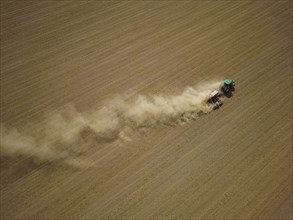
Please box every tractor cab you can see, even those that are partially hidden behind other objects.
[224,79,235,87]
[222,79,235,93]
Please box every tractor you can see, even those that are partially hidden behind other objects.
[221,79,235,94]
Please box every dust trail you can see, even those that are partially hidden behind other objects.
[0,81,222,164]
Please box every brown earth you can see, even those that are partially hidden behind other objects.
[0,1,292,219]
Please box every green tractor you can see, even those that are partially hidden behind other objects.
[221,79,235,94]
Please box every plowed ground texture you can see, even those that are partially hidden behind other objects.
[1,1,292,219]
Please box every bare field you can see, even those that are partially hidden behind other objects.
[0,1,292,219]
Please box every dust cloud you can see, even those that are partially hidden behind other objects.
[0,81,222,164]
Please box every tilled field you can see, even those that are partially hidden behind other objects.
[0,1,292,219]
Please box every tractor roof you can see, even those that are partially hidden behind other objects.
[224,79,234,85]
